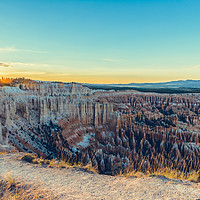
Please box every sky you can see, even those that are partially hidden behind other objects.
[0,0,200,84]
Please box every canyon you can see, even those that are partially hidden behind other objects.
[0,78,200,175]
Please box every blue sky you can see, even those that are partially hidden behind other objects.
[0,0,200,83]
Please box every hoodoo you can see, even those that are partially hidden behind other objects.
[0,78,199,175]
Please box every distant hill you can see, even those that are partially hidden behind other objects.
[117,80,200,88]
[85,80,200,89]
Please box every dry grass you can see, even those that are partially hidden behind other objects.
[123,167,200,183]
[21,154,36,163]
[72,162,99,174]
[21,154,50,165]
[55,161,99,174]
[82,164,99,174]
[50,159,98,173]
[0,173,58,200]
[0,151,7,155]
[21,154,199,182]
[122,169,146,178]
[20,153,98,174]
[48,159,58,168]
[149,168,200,183]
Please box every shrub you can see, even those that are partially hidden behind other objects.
[21,154,36,163]
[48,160,57,168]
[21,154,51,165]
[57,161,68,168]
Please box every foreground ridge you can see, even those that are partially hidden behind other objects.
[0,153,200,200]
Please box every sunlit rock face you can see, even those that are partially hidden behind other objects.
[0,79,200,174]
[0,80,114,153]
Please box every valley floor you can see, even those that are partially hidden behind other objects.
[0,153,200,200]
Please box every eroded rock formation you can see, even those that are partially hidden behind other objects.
[0,79,199,175]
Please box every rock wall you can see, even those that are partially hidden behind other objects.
[0,81,114,148]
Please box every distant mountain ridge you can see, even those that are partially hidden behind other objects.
[86,80,200,88]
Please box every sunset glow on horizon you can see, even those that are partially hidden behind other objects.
[1,0,200,84]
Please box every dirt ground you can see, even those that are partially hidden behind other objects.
[0,153,200,200]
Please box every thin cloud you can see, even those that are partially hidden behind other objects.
[102,58,129,63]
[0,71,46,75]
[12,71,46,75]
[0,63,10,67]
[102,58,118,62]
[0,61,62,68]
[0,46,48,54]
[20,49,49,54]
[194,65,200,69]
[0,47,17,52]
[52,73,71,76]
[6,62,51,67]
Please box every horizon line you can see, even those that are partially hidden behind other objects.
[1,76,200,85]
